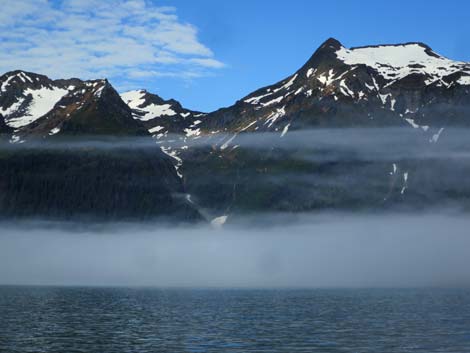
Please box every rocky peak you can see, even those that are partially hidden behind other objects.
[0,71,149,141]
[0,70,54,92]
[120,89,203,126]
[298,38,346,75]
[199,38,470,146]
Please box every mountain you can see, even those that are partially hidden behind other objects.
[1,38,469,222]
[121,89,205,138]
[199,38,470,143]
[4,38,468,145]
[0,145,201,222]
[173,38,470,217]
[120,89,206,178]
[0,70,148,142]
[0,71,200,222]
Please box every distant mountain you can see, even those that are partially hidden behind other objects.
[0,71,200,221]
[121,89,205,137]
[200,38,470,143]
[120,89,206,178]
[0,71,148,142]
[3,37,468,145]
[0,38,469,222]
[175,38,470,216]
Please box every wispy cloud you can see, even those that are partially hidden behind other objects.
[0,0,224,86]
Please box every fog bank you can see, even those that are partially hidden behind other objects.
[0,212,469,288]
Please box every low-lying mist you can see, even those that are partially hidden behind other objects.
[1,211,469,289]
[3,128,470,162]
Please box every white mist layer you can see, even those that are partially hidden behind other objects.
[0,212,469,288]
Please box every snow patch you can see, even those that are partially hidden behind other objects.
[261,96,284,107]
[317,69,337,86]
[184,127,201,137]
[430,128,445,143]
[121,90,146,107]
[265,107,286,128]
[121,90,177,120]
[401,172,409,195]
[149,125,165,134]
[306,68,316,78]
[339,79,354,97]
[277,74,298,91]
[0,98,25,117]
[1,75,16,92]
[240,121,257,132]
[336,44,469,84]
[244,92,273,105]
[49,127,61,135]
[280,123,290,137]
[405,118,419,129]
[136,104,177,120]
[5,87,68,128]
[221,134,238,150]
[211,215,228,229]
[458,76,470,85]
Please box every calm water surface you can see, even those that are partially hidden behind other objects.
[0,287,469,352]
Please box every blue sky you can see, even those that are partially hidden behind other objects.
[1,0,469,112]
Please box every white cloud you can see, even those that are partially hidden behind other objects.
[0,0,224,84]
[188,58,227,69]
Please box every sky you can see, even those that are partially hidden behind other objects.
[0,0,469,112]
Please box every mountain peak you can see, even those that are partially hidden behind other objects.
[319,37,344,51]
[1,69,42,79]
[0,70,53,93]
[299,38,346,72]
[295,38,470,88]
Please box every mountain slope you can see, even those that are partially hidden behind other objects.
[121,89,205,138]
[0,71,148,142]
[121,89,206,178]
[0,145,201,222]
[1,38,469,222]
[172,38,470,218]
[199,38,470,144]
[0,71,200,222]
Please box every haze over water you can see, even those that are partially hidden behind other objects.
[1,211,470,288]
[2,160,470,352]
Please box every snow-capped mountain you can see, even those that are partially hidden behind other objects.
[1,38,469,221]
[0,70,75,131]
[3,38,468,145]
[199,38,470,148]
[171,38,470,217]
[0,71,199,221]
[120,89,206,177]
[0,70,147,142]
[121,89,205,137]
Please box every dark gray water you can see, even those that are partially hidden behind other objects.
[1,287,469,352]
